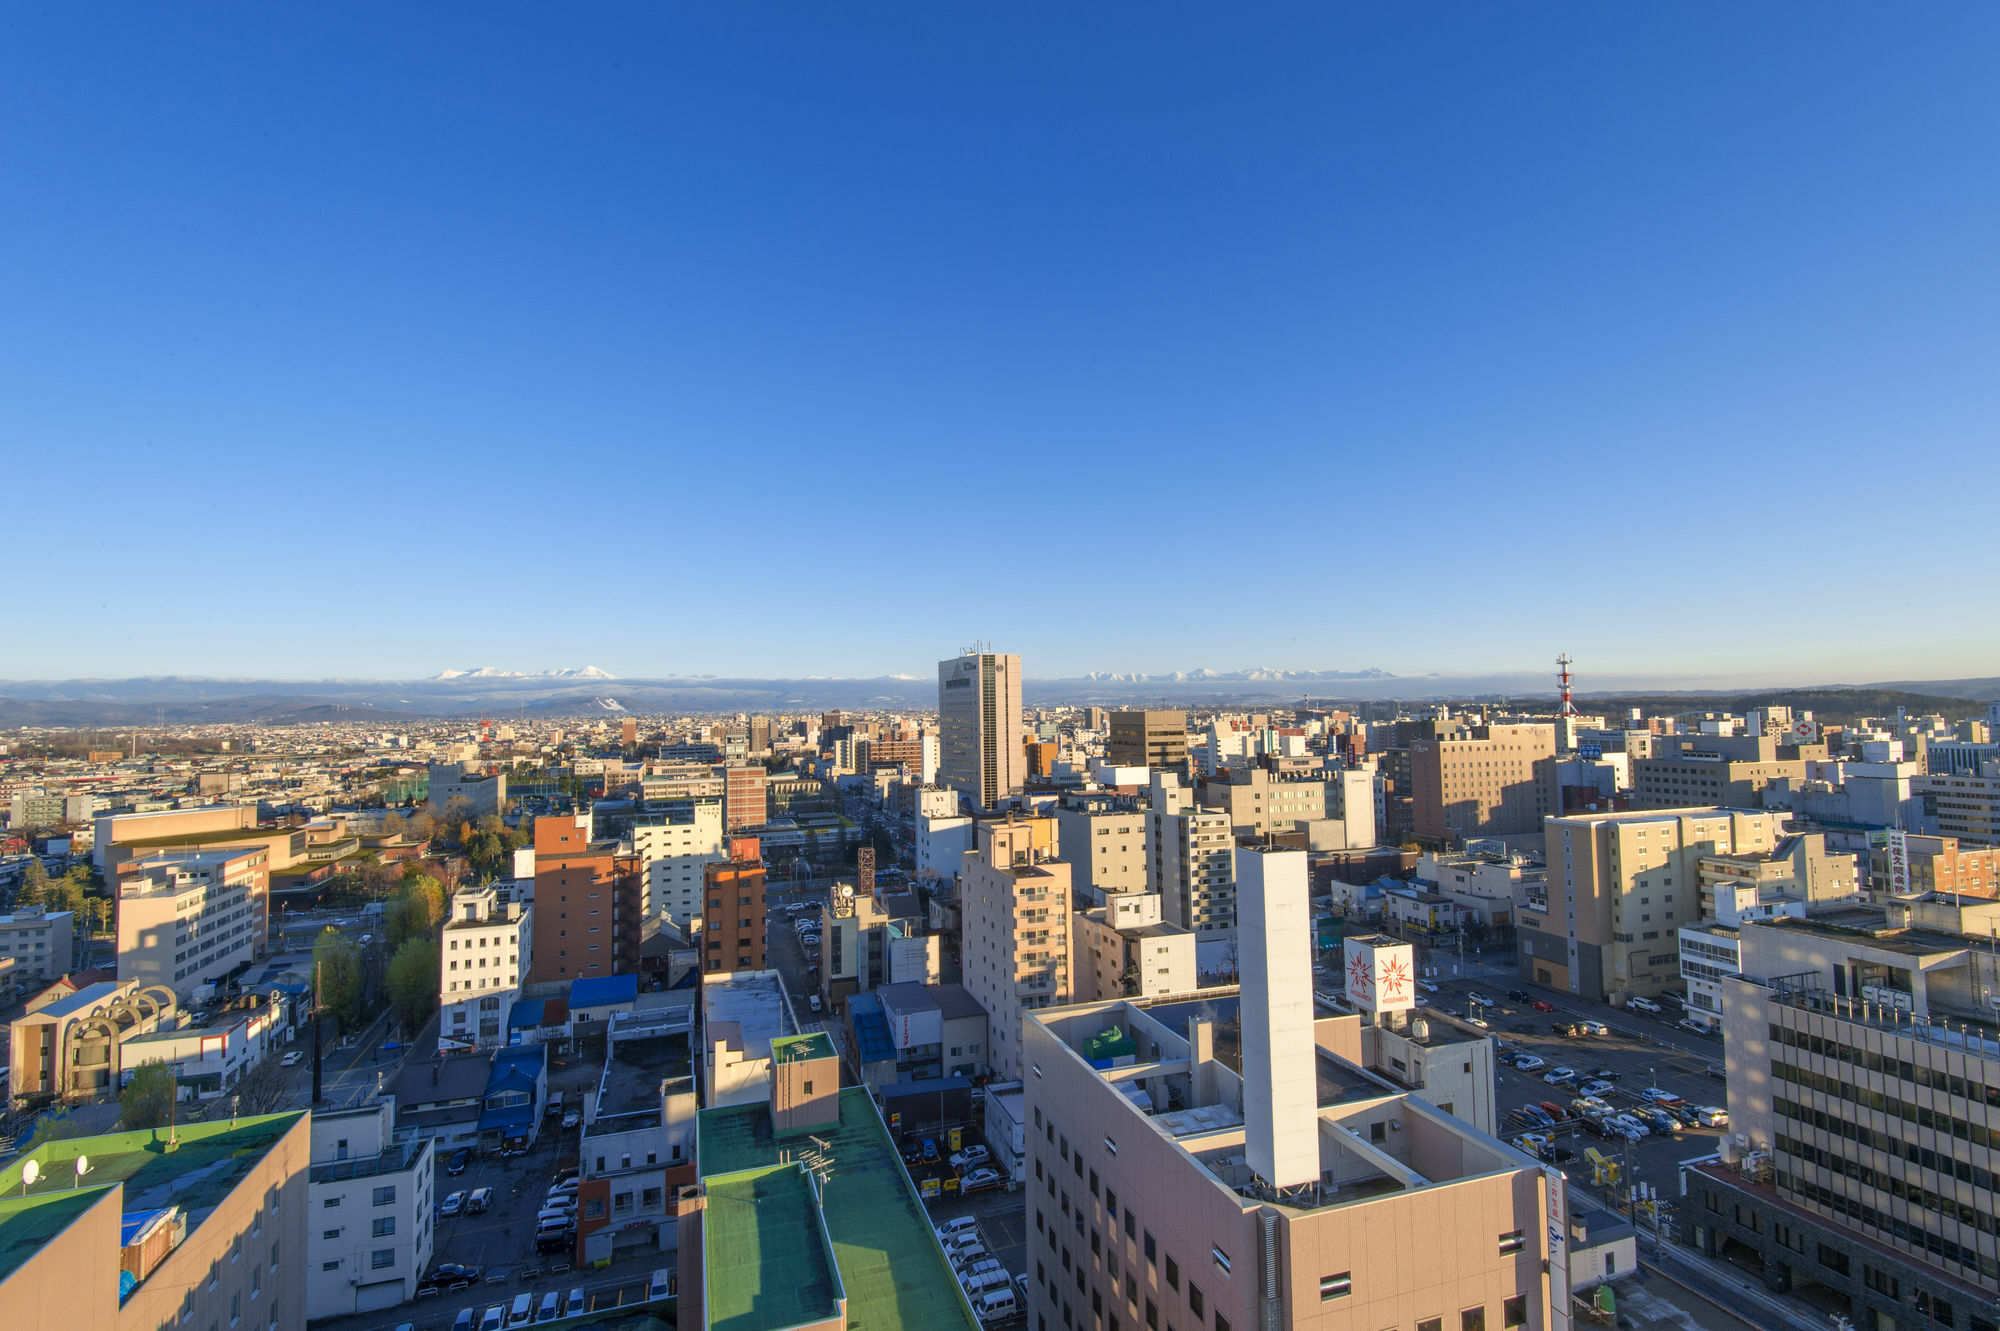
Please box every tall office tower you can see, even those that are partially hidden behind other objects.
[1106,709,1189,773]
[1686,900,2000,1324]
[699,855,768,974]
[938,650,1024,810]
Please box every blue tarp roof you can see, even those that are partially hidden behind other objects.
[568,973,639,1008]
[120,1208,175,1248]
[847,992,894,1064]
[508,999,545,1029]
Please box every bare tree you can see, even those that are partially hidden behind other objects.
[233,1054,293,1116]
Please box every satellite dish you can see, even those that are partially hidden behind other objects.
[20,1160,39,1188]
[75,1155,90,1178]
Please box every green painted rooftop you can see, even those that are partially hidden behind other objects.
[698,1088,977,1331]
[771,1032,836,1065]
[703,1165,843,1331]
[0,1112,302,1284]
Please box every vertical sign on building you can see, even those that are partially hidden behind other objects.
[1545,1165,1571,1331]
[1886,830,1911,896]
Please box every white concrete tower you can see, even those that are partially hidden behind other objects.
[1233,842,1318,1191]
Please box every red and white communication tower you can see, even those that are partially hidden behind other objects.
[1556,654,1578,718]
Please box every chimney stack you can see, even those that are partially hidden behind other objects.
[1233,843,1318,1191]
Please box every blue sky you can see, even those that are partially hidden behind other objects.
[4,6,1996,686]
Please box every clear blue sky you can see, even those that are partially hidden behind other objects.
[5,6,1996,685]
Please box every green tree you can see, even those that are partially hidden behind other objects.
[119,1062,178,1129]
[385,937,440,1033]
[21,1107,80,1152]
[314,928,364,1031]
[18,859,47,902]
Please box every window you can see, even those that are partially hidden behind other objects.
[1816,1243,1850,1276]
[1165,1255,1178,1289]
[1105,1188,1117,1217]
[322,1228,341,1241]
[322,1260,340,1272]
[372,1217,395,1237]
[372,1184,396,1205]
[1211,1246,1231,1276]
[1503,1294,1528,1327]
[1419,1319,1442,1331]
[1125,1211,1136,1240]
[1498,1229,1524,1256]
[1188,1282,1203,1318]
[1144,1231,1156,1265]
[371,1249,395,1270]
[1462,1309,1487,1331]
[323,1196,340,1208]
[1319,1271,1352,1300]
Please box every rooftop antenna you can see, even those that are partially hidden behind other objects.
[1556,654,1578,718]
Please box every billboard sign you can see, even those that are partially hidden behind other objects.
[1343,936,1416,1016]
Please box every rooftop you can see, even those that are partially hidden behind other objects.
[698,1088,976,1330]
[702,1164,844,1331]
[310,1137,428,1186]
[0,1111,302,1285]
[32,980,128,1021]
[702,970,791,1062]
[771,1032,835,1066]
[592,1032,693,1121]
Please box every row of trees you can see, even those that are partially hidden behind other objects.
[312,869,450,1037]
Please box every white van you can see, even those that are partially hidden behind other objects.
[935,1215,978,1241]
[961,1267,1010,1297]
[975,1287,1018,1322]
[506,1292,534,1327]
[649,1268,672,1300]
[536,1291,561,1323]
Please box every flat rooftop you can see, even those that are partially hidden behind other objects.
[702,971,790,1061]
[702,1164,843,1331]
[593,1032,693,1121]
[698,1088,976,1330]
[0,1111,302,1285]
[771,1032,835,1066]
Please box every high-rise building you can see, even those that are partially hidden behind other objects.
[0,1111,310,1329]
[1054,803,1149,902]
[621,717,638,746]
[1686,899,2000,1322]
[938,650,1023,810]
[1519,807,1782,1001]
[531,814,642,983]
[958,816,1071,1080]
[1147,773,1237,935]
[699,856,767,975]
[720,764,767,834]
[1107,709,1189,773]
[1410,722,1557,843]
[1020,845,1557,1331]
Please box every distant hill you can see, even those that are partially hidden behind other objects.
[1575,687,1986,726]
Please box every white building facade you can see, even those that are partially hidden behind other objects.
[439,886,531,1050]
[307,1100,436,1320]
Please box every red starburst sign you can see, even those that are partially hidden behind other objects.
[1378,954,1411,1002]
[1347,950,1373,999]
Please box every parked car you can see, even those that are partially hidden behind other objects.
[478,1308,505,1331]
[440,1191,467,1217]
[452,1310,476,1331]
[1512,1054,1545,1073]
[1463,1013,1489,1029]
[1580,1020,1609,1036]
[809,994,823,1013]
[1640,1087,1685,1106]
[447,1148,472,1176]
[1636,1107,1681,1134]
[1578,1079,1616,1098]
[1586,1067,1622,1082]
[1508,1105,1554,1131]
[1607,1113,1651,1139]
[1466,992,1493,1007]
[1625,996,1663,1014]
[420,1264,482,1294]
[466,1187,493,1215]
[1542,1067,1579,1087]
[961,1167,1002,1193]
[1570,1096,1612,1118]
[920,1138,939,1162]
[1530,999,1557,1012]
[949,1145,990,1171]
[1510,1133,1551,1155]
[281,1051,303,1067]
[1676,1017,1713,1036]
[1695,1105,1730,1128]
[566,1289,586,1318]
[1551,1021,1583,1037]
[1416,980,1439,994]
[560,1111,581,1130]
[1537,1100,1572,1122]
[1581,1115,1622,1141]
[1506,989,1531,1003]
[536,1291,562,1323]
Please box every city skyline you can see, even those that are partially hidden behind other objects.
[5,6,1999,682]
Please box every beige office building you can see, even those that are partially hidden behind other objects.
[1917,769,2000,847]
[1072,892,1196,1002]
[1684,900,2000,1323]
[1518,808,1781,1002]
[959,817,1072,1080]
[116,847,269,1000]
[939,650,1024,810]
[1107,710,1189,773]
[1410,722,1557,844]
[1204,767,1330,838]
[1633,734,1821,811]
[1054,804,1149,902]
[1021,848,1556,1331]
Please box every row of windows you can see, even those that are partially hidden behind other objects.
[1775,1096,2000,1194]
[1776,1130,2000,1246]
[1776,1169,2000,1289]
[1769,1025,2000,1107]
[1773,1057,2000,1148]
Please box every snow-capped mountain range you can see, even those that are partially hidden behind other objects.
[1080,667,1397,684]
[433,667,617,681]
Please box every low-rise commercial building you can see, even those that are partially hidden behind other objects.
[575,1012,697,1264]
[8,977,178,1105]
[1072,892,1196,1002]
[701,968,794,1108]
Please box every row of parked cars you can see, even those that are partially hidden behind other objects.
[440,1269,674,1330]
[1507,1082,1728,1149]
[936,1216,1023,1323]
[900,1138,1004,1192]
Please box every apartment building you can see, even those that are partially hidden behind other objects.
[1875,830,2000,897]
[438,886,531,1050]
[1071,892,1195,1002]
[699,856,767,975]
[1632,733,1821,811]
[938,650,1024,810]
[530,814,642,983]
[1686,902,2000,1325]
[1203,767,1329,838]
[0,907,73,985]
[116,847,268,1000]
[1148,773,1238,936]
[1021,848,1556,1331]
[0,1111,308,1331]
[960,817,1073,1081]
[307,1100,435,1319]
[426,762,506,818]
[721,764,767,832]
[1517,808,1782,1002]
[1107,709,1189,773]
[631,804,725,931]
[575,1017,697,1263]
[1410,722,1557,844]
[1054,802,1149,903]
[1917,767,2000,847]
